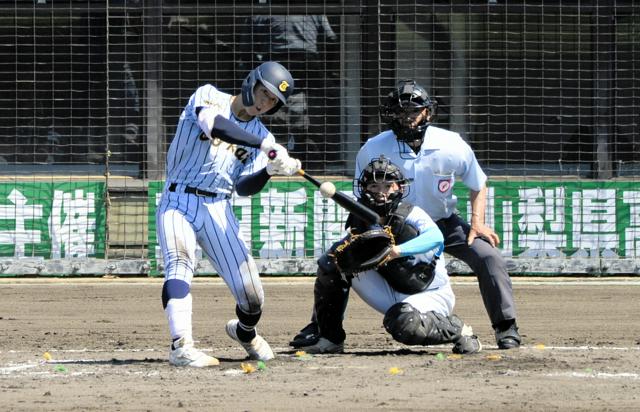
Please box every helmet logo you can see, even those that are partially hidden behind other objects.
[278,80,289,93]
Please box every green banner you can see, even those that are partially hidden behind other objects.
[0,182,106,258]
[148,180,640,273]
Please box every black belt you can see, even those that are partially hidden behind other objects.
[168,183,227,199]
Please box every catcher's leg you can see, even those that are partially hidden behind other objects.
[290,249,350,348]
[296,251,350,353]
[313,265,349,345]
[383,302,481,354]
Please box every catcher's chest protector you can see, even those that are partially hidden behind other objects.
[384,203,419,243]
[377,202,438,294]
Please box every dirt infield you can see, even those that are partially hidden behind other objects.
[1,276,639,411]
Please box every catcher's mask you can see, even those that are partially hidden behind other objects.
[380,79,437,150]
[242,61,294,115]
[356,156,409,215]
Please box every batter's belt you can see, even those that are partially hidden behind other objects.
[168,183,230,199]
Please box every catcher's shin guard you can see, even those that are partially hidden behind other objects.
[383,302,463,346]
[313,261,349,345]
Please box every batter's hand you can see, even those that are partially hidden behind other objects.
[266,157,301,176]
[468,223,500,247]
[260,140,289,159]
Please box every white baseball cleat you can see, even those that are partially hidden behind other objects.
[225,319,275,361]
[169,337,220,367]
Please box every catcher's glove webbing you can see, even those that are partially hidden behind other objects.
[332,226,395,275]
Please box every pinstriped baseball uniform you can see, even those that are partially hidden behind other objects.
[157,83,274,315]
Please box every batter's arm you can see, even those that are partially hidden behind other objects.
[197,108,288,158]
[196,108,264,147]
[236,169,271,196]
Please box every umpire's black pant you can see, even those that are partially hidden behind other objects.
[436,213,517,327]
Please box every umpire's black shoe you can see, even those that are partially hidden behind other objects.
[495,321,521,349]
[289,322,320,348]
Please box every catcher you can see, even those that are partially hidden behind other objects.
[299,156,482,355]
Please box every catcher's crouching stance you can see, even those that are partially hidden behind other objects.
[299,157,481,355]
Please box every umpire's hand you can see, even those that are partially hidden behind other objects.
[468,222,500,248]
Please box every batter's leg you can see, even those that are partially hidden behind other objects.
[198,201,273,361]
[157,206,198,342]
[157,202,218,367]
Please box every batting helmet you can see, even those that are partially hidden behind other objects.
[380,80,437,148]
[356,156,409,215]
[241,61,294,115]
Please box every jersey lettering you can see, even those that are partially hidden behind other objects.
[210,137,237,153]
[234,147,250,163]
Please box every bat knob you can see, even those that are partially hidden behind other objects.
[267,150,277,160]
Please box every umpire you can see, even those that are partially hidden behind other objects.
[291,80,521,350]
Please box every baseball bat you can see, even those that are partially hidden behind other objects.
[297,169,381,226]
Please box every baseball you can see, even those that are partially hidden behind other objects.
[319,182,336,198]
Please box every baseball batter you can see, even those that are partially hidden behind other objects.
[292,80,521,350]
[158,61,301,367]
[300,157,481,354]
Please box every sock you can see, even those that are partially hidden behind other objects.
[165,294,193,345]
[236,321,257,342]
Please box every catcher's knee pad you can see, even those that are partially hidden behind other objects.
[161,279,190,309]
[383,303,464,346]
[317,247,339,276]
[383,303,428,345]
[419,312,464,345]
[316,254,349,288]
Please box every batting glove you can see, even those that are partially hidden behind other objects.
[260,140,289,159]
[266,157,301,176]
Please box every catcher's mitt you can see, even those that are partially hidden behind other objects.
[332,226,395,275]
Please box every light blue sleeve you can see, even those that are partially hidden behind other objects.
[398,225,444,257]
[398,206,444,257]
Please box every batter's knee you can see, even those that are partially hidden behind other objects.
[383,303,428,345]
[161,279,190,309]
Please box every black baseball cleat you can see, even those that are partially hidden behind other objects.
[495,321,521,349]
[289,322,320,348]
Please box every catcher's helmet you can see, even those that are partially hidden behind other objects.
[380,80,437,148]
[357,156,409,215]
[241,61,294,115]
